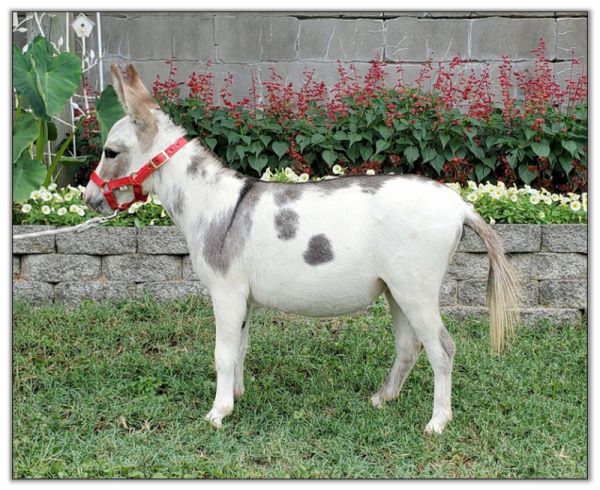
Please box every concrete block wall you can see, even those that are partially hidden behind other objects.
[13,225,587,325]
[86,11,587,101]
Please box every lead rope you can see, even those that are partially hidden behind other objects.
[13,210,121,240]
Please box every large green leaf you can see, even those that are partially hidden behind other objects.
[13,155,46,202]
[13,36,81,119]
[531,140,550,158]
[12,111,38,163]
[95,85,125,145]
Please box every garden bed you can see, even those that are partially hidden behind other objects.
[12,223,587,325]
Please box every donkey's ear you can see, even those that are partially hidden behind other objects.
[110,63,127,109]
[110,63,157,146]
[125,64,159,109]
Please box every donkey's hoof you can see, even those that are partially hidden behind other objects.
[424,419,448,435]
[370,393,385,409]
[204,409,224,429]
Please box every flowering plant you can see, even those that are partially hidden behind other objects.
[150,39,586,193]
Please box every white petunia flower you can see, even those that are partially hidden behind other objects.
[466,192,479,202]
[489,217,496,225]
[510,194,519,203]
[64,193,74,202]
[261,168,274,182]
[551,193,560,201]
[40,190,53,202]
[76,207,85,216]
[30,190,41,201]
[53,193,64,203]
[57,207,67,216]
[21,203,32,213]
[570,200,582,212]
[490,188,504,200]
[69,204,80,213]
[160,209,167,218]
[543,196,552,206]
[538,211,545,219]
[48,183,58,191]
[298,173,309,183]
[365,169,376,176]
[41,205,51,215]
[529,194,540,205]
[332,164,344,175]
[467,181,478,191]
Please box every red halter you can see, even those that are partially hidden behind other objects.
[89,136,188,211]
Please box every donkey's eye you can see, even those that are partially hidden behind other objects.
[104,148,120,159]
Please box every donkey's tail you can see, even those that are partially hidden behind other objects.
[464,209,520,353]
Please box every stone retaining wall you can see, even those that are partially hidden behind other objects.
[12,224,587,324]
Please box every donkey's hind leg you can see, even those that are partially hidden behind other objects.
[371,290,422,408]
[234,305,253,401]
[388,287,456,434]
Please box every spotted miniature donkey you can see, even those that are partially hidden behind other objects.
[85,64,519,435]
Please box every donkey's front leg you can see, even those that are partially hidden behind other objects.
[205,293,247,429]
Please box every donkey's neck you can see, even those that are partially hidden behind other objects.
[149,138,248,232]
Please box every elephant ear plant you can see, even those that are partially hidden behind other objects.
[12,36,82,201]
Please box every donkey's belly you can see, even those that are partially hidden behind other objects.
[251,275,386,317]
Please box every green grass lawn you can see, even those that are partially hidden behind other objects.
[12,297,587,479]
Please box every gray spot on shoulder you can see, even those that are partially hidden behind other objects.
[172,185,185,216]
[274,185,303,206]
[357,176,387,194]
[187,155,207,177]
[303,234,334,265]
[202,178,263,274]
[274,208,299,240]
[312,174,391,196]
[439,328,455,365]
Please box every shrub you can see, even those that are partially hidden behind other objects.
[149,39,586,193]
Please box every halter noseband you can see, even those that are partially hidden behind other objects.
[89,136,188,211]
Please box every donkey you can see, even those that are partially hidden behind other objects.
[84,64,519,435]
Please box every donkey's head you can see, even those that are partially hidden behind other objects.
[84,64,184,212]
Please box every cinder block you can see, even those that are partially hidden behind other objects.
[299,18,384,61]
[470,17,557,60]
[216,16,299,62]
[13,226,55,254]
[384,18,469,61]
[54,281,137,305]
[137,281,209,300]
[13,281,54,302]
[510,253,587,280]
[446,252,490,280]
[103,254,182,282]
[441,305,582,326]
[541,225,587,253]
[440,279,457,305]
[458,279,538,306]
[172,14,216,62]
[56,227,137,255]
[458,224,541,253]
[20,254,101,282]
[182,255,200,280]
[137,226,188,254]
[13,256,20,278]
[539,280,587,309]
[556,17,588,61]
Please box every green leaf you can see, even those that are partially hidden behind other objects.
[96,85,126,145]
[507,149,522,169]
[404,146,419,164]
[375,140,391,155]
[474,164,491,182]
[322,150,337,167]
[248,155,268,173]
[439,133,450,149]
[431,154,445,173]
[359,146,373,161]
[376,125,393,140]
[204,137,217,151]
[235,145,246,160]
[348,133,362,145]
[559,155,573,175]
[524,128,535,141]
[421,146,436,163]
[12,155,46,202]
[561,140,578,158]
[531,140,550,158]
[13,36,82,119]
[333,131,348,141]
[365,111,376,126]
[12,111,38,163]
[311,133,326,145]
[518,164,538,185]
[259,134,272,148]
[272,141,290,159]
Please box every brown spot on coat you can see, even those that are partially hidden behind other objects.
[303,234,334,265]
